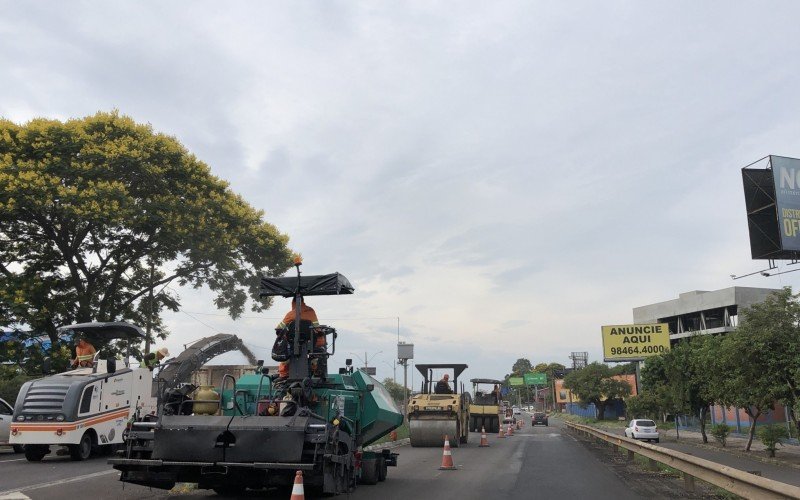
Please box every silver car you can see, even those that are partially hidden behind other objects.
[624,418,659,443]
[1,397,23,453]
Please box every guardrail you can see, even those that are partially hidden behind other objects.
[565,421,800,499]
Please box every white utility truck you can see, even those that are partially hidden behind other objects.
[9,322,157,461]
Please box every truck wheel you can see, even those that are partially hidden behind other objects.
[360,458,379,485]
[24,445,49,462]
[377,457,387,482]
[69,432,93,461]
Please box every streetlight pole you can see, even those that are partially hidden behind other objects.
[349,350,382,372]
[382,360,397,381]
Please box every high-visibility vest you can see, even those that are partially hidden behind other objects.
[75,344,96,365]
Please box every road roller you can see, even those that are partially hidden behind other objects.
[469,378,503,433]
[407,364,471,447]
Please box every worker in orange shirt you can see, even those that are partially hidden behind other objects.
[71,336,97,368]
[276,296,324,379]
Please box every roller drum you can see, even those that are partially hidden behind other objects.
[409,419,459,447]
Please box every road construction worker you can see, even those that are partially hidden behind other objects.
[71,336,96,368]
[276,296,321,379]
[435,373,453,394]
[143,346,170,370]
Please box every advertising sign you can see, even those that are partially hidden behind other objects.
[524,372,547,385]
[601,323,670,361]
[508,377,524,387]
[772,156,800,252]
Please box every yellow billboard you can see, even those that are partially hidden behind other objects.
[601,323,670,361]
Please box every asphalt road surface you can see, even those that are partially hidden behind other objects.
[0,416,709,500]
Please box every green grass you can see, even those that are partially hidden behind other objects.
[370,421,409,446]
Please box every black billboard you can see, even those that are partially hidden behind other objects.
[742,155,800,260]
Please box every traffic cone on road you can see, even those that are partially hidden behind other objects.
[497,423,506,438]
[506,423,513,436]
[439,435,457,470]
[479,426,489,447]
[516,419,522,430]
[290,470,305,500]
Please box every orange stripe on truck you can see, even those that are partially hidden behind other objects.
[11,408,130,432]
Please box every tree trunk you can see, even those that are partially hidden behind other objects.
[744,408,761,451]
[788,404,800,440]
[596,400,606,420]
[699,406,708,444]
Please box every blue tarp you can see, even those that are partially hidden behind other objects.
[0,330,61,352]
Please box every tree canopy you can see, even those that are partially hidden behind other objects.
[0,112,292,369]
[511,358,532,375]
[563,362,631,419]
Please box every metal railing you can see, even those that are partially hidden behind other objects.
[565,421,800,499]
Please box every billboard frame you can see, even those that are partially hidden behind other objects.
[742,155,800,260]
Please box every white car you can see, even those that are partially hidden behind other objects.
[0,397,23,453]
[624,419,659,443]
[512,406,521,415]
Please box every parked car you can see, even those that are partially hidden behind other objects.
[624,419,659,443]
[0,397,23,453]
[531,412,548,426]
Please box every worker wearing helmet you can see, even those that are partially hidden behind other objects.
[143,346,170,370]
[276,296,321,379]
[435,373,453,394]
[71,336,97,368]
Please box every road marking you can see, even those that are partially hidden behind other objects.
[0,469,117,496]
[0,492,31,499]
[0,458,26,462]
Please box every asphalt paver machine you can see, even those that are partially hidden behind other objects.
[110,261,404,495]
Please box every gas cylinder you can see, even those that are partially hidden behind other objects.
[193,385,220,415]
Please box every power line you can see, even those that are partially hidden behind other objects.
[177,310,399,321]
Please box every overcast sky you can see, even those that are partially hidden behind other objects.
[3,2,800,383]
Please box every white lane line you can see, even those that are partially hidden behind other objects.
[0,492,32,499]
[0,469,117,496]
[0,458,26,463]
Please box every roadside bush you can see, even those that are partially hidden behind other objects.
[757,424,789,457]
[710,423,731,447]
[0,373,35,405]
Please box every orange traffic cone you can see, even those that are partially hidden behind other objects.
[498,422,506,438]
[516,419,522,430]
[506,423,513,436]
[479,426,489,447]
[290,470,304,499]
[438,435,457,470]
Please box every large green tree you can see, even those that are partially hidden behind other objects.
[642,337,715,442]
[564,362,632,419]
[0,112,292,370]
[511,358,532,375]
[711,288,800,449]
